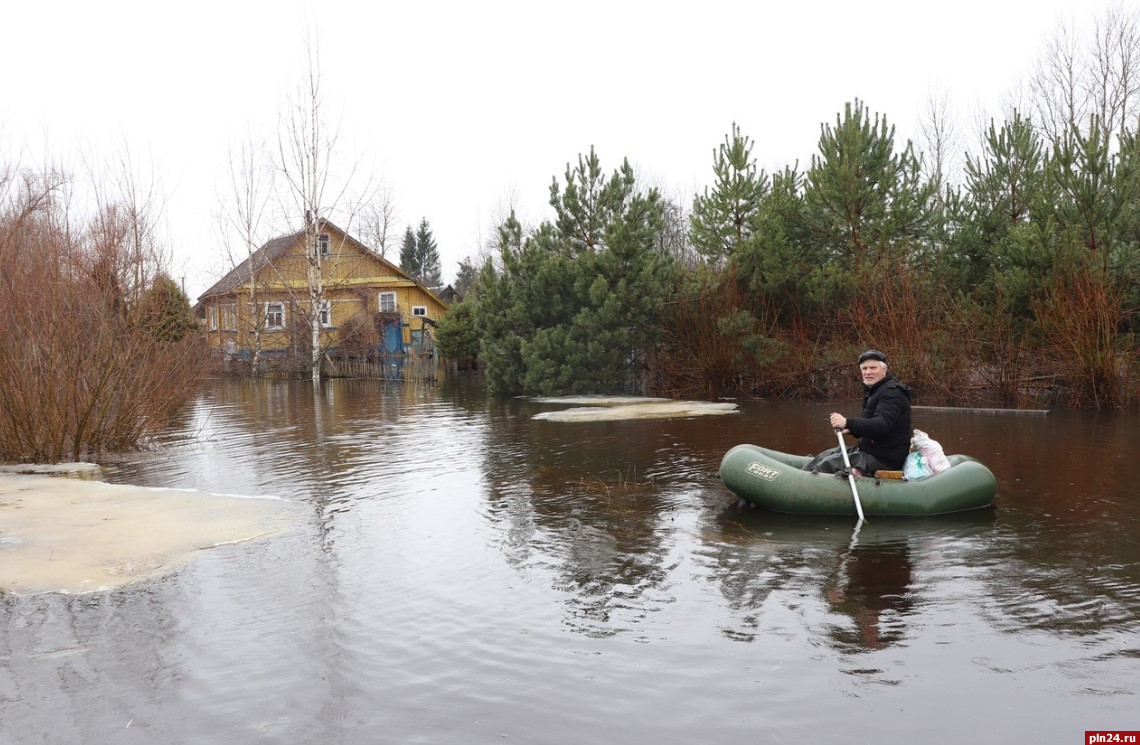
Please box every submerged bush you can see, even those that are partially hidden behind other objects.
[0,166,205,463]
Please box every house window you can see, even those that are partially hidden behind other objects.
[316,233,330,257]
[319,300,333,327]
[265,302,285,329]
[207,307,218,331]
[379,291,397,313]
[222,304,237,332]
[411,305,427,317]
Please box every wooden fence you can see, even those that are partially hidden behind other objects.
[208,352,439,382]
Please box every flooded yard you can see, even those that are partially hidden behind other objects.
[1,379,1137,743]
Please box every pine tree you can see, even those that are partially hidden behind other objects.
[690,122,770,263]
[1049,114,1138,259]
[805,99,903,266]
[453,256,480,299]
[475,149,676,395]
[800,99,938,321]
[732,164,817,320]
[140,273,196,342]
[399,225,416,277]
[957,111,1050,312]
[414,218,442,289]
[963,111,1045,234]
[435,298,480,368]
[476,213,530,393]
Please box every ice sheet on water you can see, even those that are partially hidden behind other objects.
[531,396,738,422]
[0,472,300,595]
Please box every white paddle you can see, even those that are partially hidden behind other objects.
[835,428,866,522]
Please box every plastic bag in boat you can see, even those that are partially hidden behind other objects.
[910,429,951,475]
[903,450,932,480]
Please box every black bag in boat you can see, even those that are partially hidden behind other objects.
[804,445,869,474]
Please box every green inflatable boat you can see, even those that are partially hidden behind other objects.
[718,443,997,517]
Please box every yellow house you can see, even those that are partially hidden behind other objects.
[196,221,448,363]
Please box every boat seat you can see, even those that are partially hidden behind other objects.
[875,470,905,480]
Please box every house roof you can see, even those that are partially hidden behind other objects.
[437,284,461,304]
[198,230,305,300]
[197,221,446,307]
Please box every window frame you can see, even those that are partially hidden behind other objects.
[378,291,397,313]
[411,305,428,318]
[222,304,237,332]
[265,302,285,330]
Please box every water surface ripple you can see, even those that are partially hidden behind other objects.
[2,381,1138,744]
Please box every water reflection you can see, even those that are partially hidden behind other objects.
[704,508,1001,653]
[478,397,692,638]
[0,589,181,742]
[4,381,1139,744]
[822,538,914,651]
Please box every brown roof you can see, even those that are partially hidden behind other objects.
[197,230,305,300]
[196,221,448,308]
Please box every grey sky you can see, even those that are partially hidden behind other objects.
[2,0,1103,298]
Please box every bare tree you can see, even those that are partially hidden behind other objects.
[470,185,525,278]
[1089,3,1140,143]
[1029,18,1085,145]
[82,147,170,308]
[656,186,698,268]
[1028,4,1140,147]
[358,184,398,261]
[276,31,363,382]
[218,135,275,372]
[1,156,204,463]
[918,83,961,195]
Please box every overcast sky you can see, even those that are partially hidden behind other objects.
[2,0,1111,298]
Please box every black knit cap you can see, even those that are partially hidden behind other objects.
[858,349,887,364]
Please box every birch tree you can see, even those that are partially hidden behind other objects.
[1029,4,1140,148]
[277,34,361,382]
[218,136,274,372]
[918,84,960,196]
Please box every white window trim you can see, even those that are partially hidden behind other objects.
[379,291,397,313]
[316,233,330,257]
[411,305,428,317]
[207,306,218,331]
[222,304,237,332]
[319,300,333,328]
[265,301,285,330]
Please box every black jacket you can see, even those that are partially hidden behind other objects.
[846,373,912,469]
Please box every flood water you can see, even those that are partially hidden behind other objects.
[2,378,1138,744]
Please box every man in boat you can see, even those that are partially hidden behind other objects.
[805,349,913,476]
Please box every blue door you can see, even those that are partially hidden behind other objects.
[383,324,404,354]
